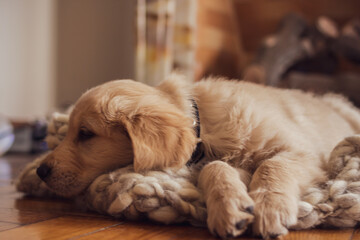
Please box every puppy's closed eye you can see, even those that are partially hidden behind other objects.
[78,127,95,141]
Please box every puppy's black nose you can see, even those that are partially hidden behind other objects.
[36,164,52,181]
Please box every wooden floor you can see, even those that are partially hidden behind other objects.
[0,154,359,240]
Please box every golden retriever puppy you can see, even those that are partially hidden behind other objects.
[36,74,360,239]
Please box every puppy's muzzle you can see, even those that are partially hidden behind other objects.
[36,163,52,181]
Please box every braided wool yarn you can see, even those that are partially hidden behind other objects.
[292,135,360,230]
[17,112,207,226]
[15,112,360,229]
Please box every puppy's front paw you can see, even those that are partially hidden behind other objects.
[251,190,298,239]
[207,192,254,238]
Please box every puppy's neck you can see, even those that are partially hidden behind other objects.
[156,73,194,120]
[156,74,204,166]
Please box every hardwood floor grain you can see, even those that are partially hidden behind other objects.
[0,208,60,225]
[283,229,354,240]
[0,222,20,232]
[0,153,357,240]
[352,228,360,240]
[0,216,122,240]
[74,222,220,240]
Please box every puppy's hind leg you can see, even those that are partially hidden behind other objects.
[198,161,254,238]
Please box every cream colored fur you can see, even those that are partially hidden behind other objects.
[38,74,360,239]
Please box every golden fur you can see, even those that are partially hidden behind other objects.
[39,74,360,238]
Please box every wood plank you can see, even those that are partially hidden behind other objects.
[351,228,360,240]
[0,185,100,218]
[284,228,354,240]
[0,154,38,181]
[0,216,122,240]
[0,194,110,221]
[0,180,11,186]
[0,222,20,232]
[0,185,20,195]
[0,185,74,211]
[0,208,60,225]
[75,222,221,240]
[75,222,356,240]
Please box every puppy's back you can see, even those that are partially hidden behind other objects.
[194,78,360,161]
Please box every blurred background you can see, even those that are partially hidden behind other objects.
[0,0,134,119]
[0,0,360,154]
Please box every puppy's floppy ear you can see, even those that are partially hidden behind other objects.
[124,106,197,172]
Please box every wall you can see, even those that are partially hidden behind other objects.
[56,0,135,108]
[0,0,136,118]
[0,0,56,119]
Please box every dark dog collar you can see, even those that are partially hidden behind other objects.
[186,99,205,166]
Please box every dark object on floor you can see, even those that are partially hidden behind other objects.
[10,120,48,153]
[0,115,14,156]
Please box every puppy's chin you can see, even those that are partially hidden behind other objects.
[44,175,89,198]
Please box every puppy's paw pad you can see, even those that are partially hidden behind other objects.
[245,205,254,214]
[209,215,253,239]
[236,219,248,230]
[254,217,289,239]
[251,193,297,239]
[207,197,255,238]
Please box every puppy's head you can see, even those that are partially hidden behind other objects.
[37,78,197,197]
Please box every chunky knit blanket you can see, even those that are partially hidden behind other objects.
[15,113,360,229]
